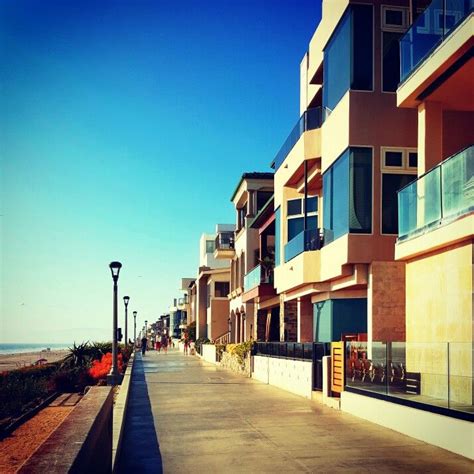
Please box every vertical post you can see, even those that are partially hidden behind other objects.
[304,160,308,232]
[124,303,128,346]
[112,280,118,379]
[447,342,450,409]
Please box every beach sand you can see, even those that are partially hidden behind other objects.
[0,350,68,372]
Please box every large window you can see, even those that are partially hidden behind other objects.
[323,148,372,244]
[381,148,417,234]
[323,5,373,111]
[287,196,318,241]
[206,240,215,253]
[275,207,281,266]
[381,6,409,92]
[215,282,230,298]
[257,191,273,212]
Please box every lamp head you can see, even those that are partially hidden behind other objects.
[109,261,122,282]
[133,311,137,317]
[123,296,130,306]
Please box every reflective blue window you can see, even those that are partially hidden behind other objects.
[323,5,373,110]
[323,11,351,110]
[275,206,281,266]
[323,148,372,243]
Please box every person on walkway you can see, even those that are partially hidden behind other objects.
[184,336,190,355]
[155,334,161,352]
[141,336,147,356]
[161,334,168,354]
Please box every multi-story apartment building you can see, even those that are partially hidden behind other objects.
[394,1,473,412]
[242,195,280,341]
[215,173,274,342]
[273,0,419,348]
[195,224,235,340]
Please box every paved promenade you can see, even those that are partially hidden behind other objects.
[116,349,473,473]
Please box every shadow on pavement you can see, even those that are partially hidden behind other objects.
[115,354,163,473]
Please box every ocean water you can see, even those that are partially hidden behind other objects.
[0,343,72,355]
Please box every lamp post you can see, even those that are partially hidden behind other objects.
[108,261,122,385]
[123,296,130,346]
[228,317,232,343]
[133,311,137,346]
[145,320,148,348]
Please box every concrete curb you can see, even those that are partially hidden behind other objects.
[112,350,135,472]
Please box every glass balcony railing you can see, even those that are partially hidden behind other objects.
[272,107,327,171]
[400,0,473,82]
[284,228,322,263]
[243,264,273,292]
[398,145,474,239]
[346,341,473,416]
[215,232,235,251]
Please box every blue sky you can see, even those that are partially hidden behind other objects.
[0,0,322,343]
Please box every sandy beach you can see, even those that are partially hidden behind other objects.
[0,350,68,373]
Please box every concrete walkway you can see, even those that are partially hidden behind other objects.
[116,349,473,473]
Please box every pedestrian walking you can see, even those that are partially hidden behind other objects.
[141,336,147,356]
[184,336,190,356]
[161,334,168,354]
[155,334,161,352]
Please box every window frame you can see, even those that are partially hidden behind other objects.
[286,196,318,243]
[381,5,409,93]
[381,147,418,173]
[380,146,418,235]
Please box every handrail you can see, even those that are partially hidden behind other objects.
[214,331,231,345]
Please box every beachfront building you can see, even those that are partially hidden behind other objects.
[242,195,280,342]
[195,224,235,340]
[215,173,274,342]
[273,0,417,347]
[393,0,473,416]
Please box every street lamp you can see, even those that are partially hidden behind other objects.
[108,261,122,385]
[145,320,148,348]
[228,317,232,343]
[133,311,137,346]
[123,296,130,346]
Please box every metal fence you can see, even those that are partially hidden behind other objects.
[253,342,331,390]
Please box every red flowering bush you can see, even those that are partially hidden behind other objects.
[88,352,123,381]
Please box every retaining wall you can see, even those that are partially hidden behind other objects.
[20,386,114,473]
[252,355,313,399]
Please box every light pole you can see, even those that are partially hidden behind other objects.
[228,317,232,343]
[123,296,130,346]
[108,261,122,385]
[133,311,137,346]
[145,320,148,348]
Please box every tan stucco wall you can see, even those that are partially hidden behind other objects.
[405,242,473,404]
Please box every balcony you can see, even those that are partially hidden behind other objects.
[284,228,322,263]
[397,145,474,240]
[271,107,327,172]
[400,0,473,83]
[214,232,235,259]
[242,264,275,302]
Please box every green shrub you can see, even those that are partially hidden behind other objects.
[226,341,254,365]
[0,364,60,419]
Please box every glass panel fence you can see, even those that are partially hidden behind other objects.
[398,145,473,239]
[442,145,474,218]
[273,107,325,171]
[244,265,262,292]
[400,0,473,81]
[346,341,473,415]
[285,228,322,262]
[398,180,417,237]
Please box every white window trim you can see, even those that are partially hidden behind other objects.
[382,5,409,31]
[381,147,418,173]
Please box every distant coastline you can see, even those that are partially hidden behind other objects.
[0,343,71,355]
